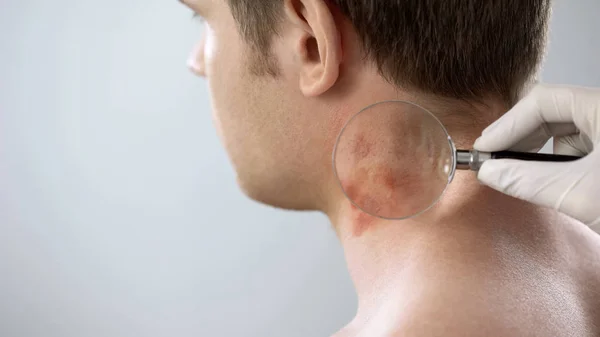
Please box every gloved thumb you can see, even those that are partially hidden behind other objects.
[477,159,599,226]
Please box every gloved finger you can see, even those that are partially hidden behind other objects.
[473,93,542,152]
[545,122,579,138]
[554,137,585,156]
[554,134,594,156]
[474,84,599,152]
[502,124,549,152]
[477,158,598,226]
[502,122,578,153]
[478,159,569,209]
[535,85,600,142]
[538,86,600,143]
[589,217,600,233]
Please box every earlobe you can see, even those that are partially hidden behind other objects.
[284,0,342,97]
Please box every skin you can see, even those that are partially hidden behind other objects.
[181,0,600,336]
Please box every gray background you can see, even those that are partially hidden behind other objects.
[0,1,598,336]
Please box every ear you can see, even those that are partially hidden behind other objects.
[283,0,343,97]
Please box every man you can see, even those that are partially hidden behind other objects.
[180,0,600,335]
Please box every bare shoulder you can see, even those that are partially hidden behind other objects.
[385,274,592,337]
[387,223,600,337]
[560,218,600,332]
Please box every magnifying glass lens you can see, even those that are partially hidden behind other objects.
[333,101,455,220]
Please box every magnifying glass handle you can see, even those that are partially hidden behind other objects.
[456,150,583,171]
[490,151,582,162]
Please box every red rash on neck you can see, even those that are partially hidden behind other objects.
[339,132,386,237]
[341,166,410,237]
[373,166,398,190]
[342,177,377,237]
[339,131,428,237]
[354,133,373,159]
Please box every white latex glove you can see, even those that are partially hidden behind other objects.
[474,84,600,228]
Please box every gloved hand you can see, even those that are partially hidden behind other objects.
[474,83,600,228]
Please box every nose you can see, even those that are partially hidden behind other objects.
[188,39,206,77]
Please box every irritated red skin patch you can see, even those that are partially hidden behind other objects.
[342,177,376,237]
[342,164,426,237]
[354,134,374,159]
[351,207,376,237]
[373,166,398,190]
[334,123,426,237]
[346,133,380,236]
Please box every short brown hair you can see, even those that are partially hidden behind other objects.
[226,0,551,105]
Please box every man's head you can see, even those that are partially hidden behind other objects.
[181,0,551,214]
[227,0,550,104]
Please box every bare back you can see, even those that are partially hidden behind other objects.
[384,216,600,336]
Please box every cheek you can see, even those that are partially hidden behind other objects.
[203,28,254,145]
[204,26,238,107]
[203,25,217,75]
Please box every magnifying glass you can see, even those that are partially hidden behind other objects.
[332,100,581,220]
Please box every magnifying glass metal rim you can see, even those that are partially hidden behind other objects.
[332,99,458,221]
